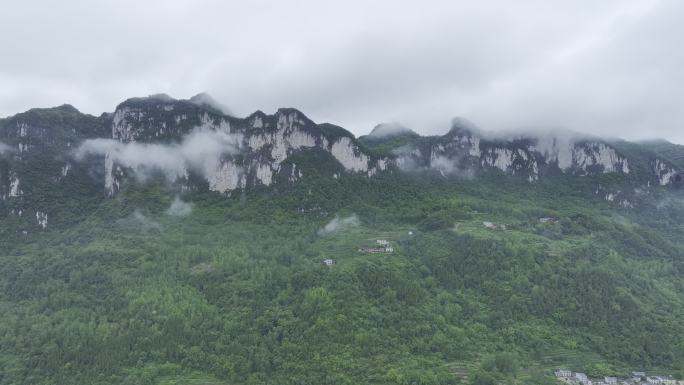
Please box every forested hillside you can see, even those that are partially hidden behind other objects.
[1,169,683,385]
[2,97,684,384]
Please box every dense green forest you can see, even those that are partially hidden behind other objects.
[1,170,683,385]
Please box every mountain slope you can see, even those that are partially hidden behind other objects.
[0,105,107,241]
[2,93,683,238]
[1,172,684,385]
[1,95,684,385]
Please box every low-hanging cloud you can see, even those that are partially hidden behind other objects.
[317,214,360,236]
[429,155,476,179]
[0,141,13,155]
[166,196,193,217]
[74,128,241,182]
[393,145,475,179]
[115,209,162,231]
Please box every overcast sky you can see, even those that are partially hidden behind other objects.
[1,0,683,142]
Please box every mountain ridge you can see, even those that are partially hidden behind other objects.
[2,94,684,385]
[1,93,683,233]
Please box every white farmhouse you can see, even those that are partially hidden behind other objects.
[632,373,646,381]
[574,373,590,385]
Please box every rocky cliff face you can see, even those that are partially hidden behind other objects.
[102,95,683,205]
[1,93,683,232]
[102,96,386,196]
[0,105,106,232]
[388,127,633,181]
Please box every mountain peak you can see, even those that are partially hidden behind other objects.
[117,93,177,110]
[368,123,417,139]
[446,116,480,137]
[53,104,81,114]
[188,93,231,115]
[275,107,307,117]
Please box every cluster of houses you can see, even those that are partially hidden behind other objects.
[539,217,560,224]
[358,239,394,254]
[322,240,395,266]
[555,369,680,385]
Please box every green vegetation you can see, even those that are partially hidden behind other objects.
[1,169,684,384]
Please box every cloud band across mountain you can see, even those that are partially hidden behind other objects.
[74,128,241,184]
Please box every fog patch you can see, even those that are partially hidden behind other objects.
[391,144,418,156]
[449,117,483,135]
[429,154,476,179]
[391,145,425,173]
[116,209,161,231]
[453,121,591,145]
[0,141,13,155]
[318,214,360,236]
[75,128,241,183]
[166,196,193,217]
[393,145,475,179]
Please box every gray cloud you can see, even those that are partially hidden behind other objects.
[1,0,682,143]
[318,214,360,236]
[166,196,193,217]
[74,128,240,182]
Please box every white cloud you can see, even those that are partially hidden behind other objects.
[318,214,360,236]
[0,141,12,154]
[74,128,240,182]
[166,196,193,217]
